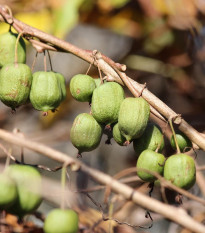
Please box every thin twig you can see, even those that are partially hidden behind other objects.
[0,7,204,149]
[0,129,204,232]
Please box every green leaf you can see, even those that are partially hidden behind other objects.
[53,0,85,38]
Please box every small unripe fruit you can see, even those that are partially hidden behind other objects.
[0,173,17,210]
[70,113,103,154]
[55,72,67,101]
[113,123,126,146]
[6,164,42,217]
[91,82,125,125]
[136,149,165,182]
[170,132,192,152]
[70,74,96,102]
[118,97,150,143]
[164,154,196,190]
[94,78,106,87]
[133,123,164,155]
[0,63,32,110]
[30,71,62,112]
[44,209,78,233]
[0,31,26,67]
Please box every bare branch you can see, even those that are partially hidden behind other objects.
[0,129,204,232]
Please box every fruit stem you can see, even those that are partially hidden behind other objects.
[4,148,12,171]
[47,50,53,71]
[14,31,24,64]
[43,50,47,72]
[169,119,180,154]
[108,202,114,232]
[123,140,130,146]
[155,134,164,153]
[31,51,38,72]
[61,164,67,210]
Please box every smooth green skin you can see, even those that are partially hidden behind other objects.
[55,72,67,101]
[118,97,150,142]
[133,123,164,155]
[94,78,106,87]
[0,174,18,209]
[6,164,42,217]
[0,31,26,67]
[137,149,165,182]
[30,71,62,111]
[170,133,192,152]
[0,63,32,110]
[91,82,125,125]
[70,113,103,153]
[70,74,96,102]
[44,209,78,233]
[164,154,196,190]
[113,123,126,146]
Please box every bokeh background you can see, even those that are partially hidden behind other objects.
[0,0,205,232]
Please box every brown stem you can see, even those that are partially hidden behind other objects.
[43,51,47,72]
[169,119,180,153]
[0,128,204,232]
[14,31,24,64]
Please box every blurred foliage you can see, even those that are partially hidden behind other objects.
[1,0,205,116]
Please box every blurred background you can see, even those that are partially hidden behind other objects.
[0,0,205,232]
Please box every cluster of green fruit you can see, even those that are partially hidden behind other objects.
[0,31,66,112]
[0,163,79,233]
[136,130,195,190]
[0,164,42,217]
[69,74,196,190]
[69,74,150,154]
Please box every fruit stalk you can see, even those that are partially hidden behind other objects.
[14,31,24,64]
[61,164,66,210]
[169,119,180,153]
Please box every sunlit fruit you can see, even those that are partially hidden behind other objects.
[164,153,196,190]
[91,82,124,126]
[30,71,62,112]
[70,113,103,154]
[136,149,165,182]
[170,132,192,152]
[44,208,79,233]
[0,63,32,110]
[6,164,42,217]
[0,31,26,67]
[118,97,150,144]
[133,123,164,155]
[0,173,17,210]
[70,74,96,102]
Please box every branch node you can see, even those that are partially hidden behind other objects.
[1,5,13,24]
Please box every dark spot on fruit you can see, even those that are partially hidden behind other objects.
[105,137,112,145]
[105,124,112,131]
[20,80,30,87]
[77,152,82,158]
[11,109,16,114]
[76,89,80,94]
[6,90,18,99]
[123,140,130,146]
[42,111,48,116]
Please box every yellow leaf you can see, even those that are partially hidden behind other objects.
[15,9,52,33]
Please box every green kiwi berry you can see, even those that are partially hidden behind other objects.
[118,97,150,144]
[0,31,26,67]
[0,63,32,110]
[133,123,164,155]
[70,74,96,102]
[136,149,165,182]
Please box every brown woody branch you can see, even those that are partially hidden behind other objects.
[0,5,204,150]
[0,6,205,232]
[0,128,204,233]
